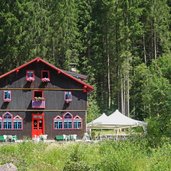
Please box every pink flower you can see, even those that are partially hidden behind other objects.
[27,77,35,82]
[42,78,50,82]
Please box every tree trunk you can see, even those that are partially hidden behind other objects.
[107,53,111,109]
[125,73,130,117]
[154,30,157,59]
[121,74,127,115]
[143,34,147,64]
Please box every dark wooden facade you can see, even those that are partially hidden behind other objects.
[0,57,93,139]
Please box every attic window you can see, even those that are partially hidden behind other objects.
[41,70,50,82]
[64,91,72,103]
[26,70,35,82]
[3,90,11,102]
[33,90,44,101]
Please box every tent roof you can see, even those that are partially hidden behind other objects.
[102,110,147,127]
[87,110,147,129]
[87,113,108,127]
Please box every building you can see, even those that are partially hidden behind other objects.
[0,57,93,139]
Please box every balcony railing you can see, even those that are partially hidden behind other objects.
[32,100,45,108]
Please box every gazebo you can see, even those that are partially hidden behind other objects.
[87,110,147,139]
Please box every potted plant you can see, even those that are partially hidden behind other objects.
[41,77,50,82]
[35,97,45,101]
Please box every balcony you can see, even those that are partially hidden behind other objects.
[32,100,45,109]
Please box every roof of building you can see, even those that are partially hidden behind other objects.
[61,70,88,80]
[0,57,93,92]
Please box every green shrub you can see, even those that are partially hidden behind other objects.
[63,161,92,171]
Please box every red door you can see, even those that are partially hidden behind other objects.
[32,113,44,138]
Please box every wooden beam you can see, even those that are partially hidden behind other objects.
[0,88,83,91]
[0,109,86,112]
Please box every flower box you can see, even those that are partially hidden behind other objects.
[34,97,45,101]
[26,77,35,82]
[41,78,50,82]
[32,100,45,108]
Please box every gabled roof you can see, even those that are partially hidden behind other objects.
[61,70,88,80]
[0,57,93,92]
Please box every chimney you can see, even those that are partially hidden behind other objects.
[69,63,77,72]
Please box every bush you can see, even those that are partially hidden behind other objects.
[63,161,92,171]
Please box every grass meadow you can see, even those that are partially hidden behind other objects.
[0,138,171,171]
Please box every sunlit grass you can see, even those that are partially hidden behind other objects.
[0,139,171,171]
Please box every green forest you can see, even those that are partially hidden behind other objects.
[0,0,171,139]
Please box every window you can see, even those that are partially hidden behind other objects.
[54,116,63,129]
[64,91,72,103]
[3,112,12,129]
[64,113,72,129]
[74,116,82,129]
[53,113,82,130]
[3,90,11,102]
[26,70,35,82]
[0,118,1,129]
[1,113,23,130]
[33,90,44,101]
[41,70,50,82]
[13,115,23,130]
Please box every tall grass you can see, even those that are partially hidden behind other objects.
[0,139,171,171]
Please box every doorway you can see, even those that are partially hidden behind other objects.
[32,113,44,138]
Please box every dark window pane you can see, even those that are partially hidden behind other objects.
[74,122,77,128]
[43,72,49,78]
[39,120,43,129]
[14,122,17,129]
[69,122,72,128]
[35,91,42,98]
[18,122,22,129]
[54,121,62,129]
[78,122,81,128]
[74,121,81,129]
[8,122,12,129]
[58,121,62,129]
[14,121,22,129]
[64,121,72,129]
[34,120,38,129]
[65,92,72,100]
[5,91,11,99]
[64,122,67,128]
[28,71,33,77]
[54,122,58,128]
[4,121,12,129]
[4,122,7,129]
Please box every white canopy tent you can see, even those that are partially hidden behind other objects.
[87,113,108,129]
[87,110,147,129]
